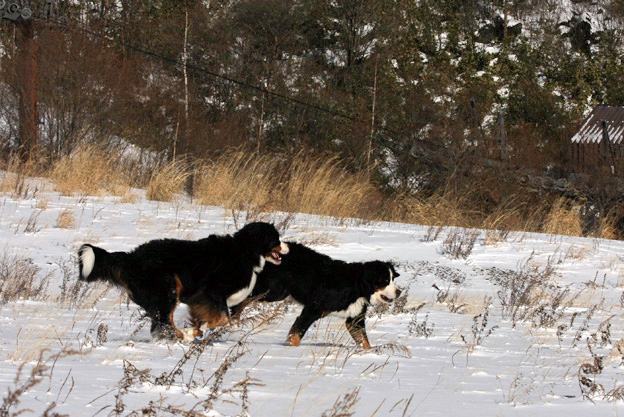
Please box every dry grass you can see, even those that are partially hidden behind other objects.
[593,210,619,240]
[0,154,42,198]
[56,210,75,229]
[543,197,583,237]
[194,151,276,210]
[0,250,50,303]
[145,159,190,202]
[4,145,620,239]
[194,150,379,220]
[50,144,132,197]
[390,193,472,228]
[283,155,377,219]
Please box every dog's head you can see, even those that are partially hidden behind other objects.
[235,222,289,265]
[367,262,402,305]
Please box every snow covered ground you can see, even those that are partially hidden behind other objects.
[1,178,624,416]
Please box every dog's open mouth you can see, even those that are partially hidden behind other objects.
[267,246,283,264]
[379,294,392,303]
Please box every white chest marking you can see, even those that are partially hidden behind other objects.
[226,256,265,307]
[333,297,368,319]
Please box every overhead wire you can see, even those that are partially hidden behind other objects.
[32,12,454,153]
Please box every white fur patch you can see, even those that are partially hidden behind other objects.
[334,297,368,318]
[79,246,95,279]
[227,256,263,307]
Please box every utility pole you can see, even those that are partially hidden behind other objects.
[1,1,53,161]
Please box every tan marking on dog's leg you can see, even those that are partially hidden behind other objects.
[287,332,301,347]
[359,333,372,350]
[168,275,184,340]
[189,304,230,333]
[346,321,372,349]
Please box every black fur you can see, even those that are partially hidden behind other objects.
[237,242,401,348]
[78,222,284,340]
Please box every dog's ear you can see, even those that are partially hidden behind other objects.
[236,222,280,253]
[388,262,400,278]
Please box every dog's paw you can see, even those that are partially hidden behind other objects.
[178,328,194,344]
[286,333,301,347]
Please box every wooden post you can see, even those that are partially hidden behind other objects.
[16,19,39,161]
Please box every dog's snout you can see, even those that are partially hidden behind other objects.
[395,288,402,297]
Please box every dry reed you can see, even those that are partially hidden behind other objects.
[50,144,131,197]
[56,210,75,229]
[145,159,190,202]
[193,150,378,220]
[543,197,583,237]
[5,144,620,239]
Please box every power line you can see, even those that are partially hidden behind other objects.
[34,14,451,153]
[37,16,359,120]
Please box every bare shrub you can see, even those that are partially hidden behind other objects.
[487,254,556,326]
[19,210,42,234]
[0,348,79,417]
[145,159,191,202]
[487,253,582,328]
[0,251,50,303]
[432,284,466,314]
[441,228,480,259]
[408,313,434,338]
[321,387,360,417]
[423,225,444,242]
[460,301,498,352]
[56,260,108,309]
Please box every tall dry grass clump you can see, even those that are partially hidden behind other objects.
[194,150,379,219]
[281,154,377,219]
[50,144,131,197]
[194,151,278,210]
[145,159,191,202]
[543,197,583,236]
[0,153,43,198]
[389,191,474,228]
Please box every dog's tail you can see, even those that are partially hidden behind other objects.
[78,244,127,283]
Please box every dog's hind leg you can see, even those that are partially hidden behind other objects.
[286,306,322,347]
[345,311,371,349]
[188,293,230,337]
[137,276,184,341]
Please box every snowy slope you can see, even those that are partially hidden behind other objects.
[1,178,624,416]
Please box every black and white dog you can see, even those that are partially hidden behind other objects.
[78,222,288,340]
[234,242,401,349]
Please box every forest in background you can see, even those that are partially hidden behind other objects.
[1,0,624,237]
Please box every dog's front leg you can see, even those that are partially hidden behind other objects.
[287,306,322,347]
[345,310,371,349]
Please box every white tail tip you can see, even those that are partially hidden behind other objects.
[79,245,95,279]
